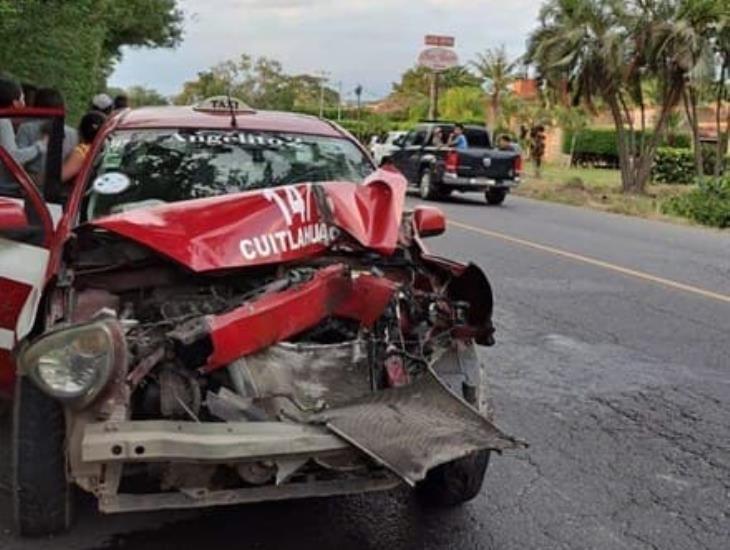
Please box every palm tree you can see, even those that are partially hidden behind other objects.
[651,0,723,181]
[526,0,692,193]
[470,46,519,129]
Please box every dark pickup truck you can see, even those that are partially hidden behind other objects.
[384,123,522,205]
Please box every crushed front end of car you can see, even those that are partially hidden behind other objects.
[18,172,524,515]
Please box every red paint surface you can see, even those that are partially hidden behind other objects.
[413,206,446,237]
[0,148,53,248]
[0,278,30,396]
[92,170,407,272]
[114,106,343,137]
[205,265,397,370]
[0,278,32,331]
[0,198,28,230]
[0,350,15,399]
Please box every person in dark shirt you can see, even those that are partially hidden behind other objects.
[530,125,546,177]
[113,94,129,111]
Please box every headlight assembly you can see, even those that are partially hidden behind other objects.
[19,318,126,407]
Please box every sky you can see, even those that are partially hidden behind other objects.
[109,0,543,102]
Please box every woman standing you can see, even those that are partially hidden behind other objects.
[61,111,106,184]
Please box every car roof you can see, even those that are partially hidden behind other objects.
[112,106,345,138]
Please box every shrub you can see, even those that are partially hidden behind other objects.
[661,175,730,228]
[653,147,729,184]
[562,129,692,168]
[653,148,695,184]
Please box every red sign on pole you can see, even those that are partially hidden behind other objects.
[425,35,455,48]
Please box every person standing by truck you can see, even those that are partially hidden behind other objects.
[448,123,469,150]
[530,125,546,177]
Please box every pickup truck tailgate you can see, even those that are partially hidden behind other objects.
[455,149,519,180]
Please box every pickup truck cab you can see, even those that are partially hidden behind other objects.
[385,123,522,205]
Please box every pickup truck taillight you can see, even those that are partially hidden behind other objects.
[445,151,459,173]
[514,155,523,174]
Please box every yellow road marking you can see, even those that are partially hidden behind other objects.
[450,220,730,305]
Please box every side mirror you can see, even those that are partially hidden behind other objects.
[413,206,446,237]
[0,198,30,231]
[393,136,405,148]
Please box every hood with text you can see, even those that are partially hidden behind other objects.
[90,169,407,272]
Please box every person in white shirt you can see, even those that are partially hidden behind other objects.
[0,77,45,166]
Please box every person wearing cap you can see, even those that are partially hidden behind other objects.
[90,93,114,115]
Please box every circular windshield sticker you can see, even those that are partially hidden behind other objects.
[93,172,131,195]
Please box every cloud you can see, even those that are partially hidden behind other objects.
[109,0,542,99]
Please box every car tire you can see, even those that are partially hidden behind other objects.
[12,377,73,536]
[417,450,490,507]
[485,188,506,205]
[416,373,491,507]
[419,169,440,201]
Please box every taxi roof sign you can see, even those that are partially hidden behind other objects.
[194,96,255,114]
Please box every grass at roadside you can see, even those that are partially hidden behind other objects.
[514,164,694,223]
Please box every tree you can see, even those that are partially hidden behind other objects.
[655,0,724,182]
[124,85,170,107]
[0,0,183,120]
[470,46,520,128]
[392,65,481,97]
[175,54,340,112]
[527,0,697,193]
[711,8,729,176]
[439,87,486,123]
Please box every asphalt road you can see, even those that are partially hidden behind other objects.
[1,194,728,549]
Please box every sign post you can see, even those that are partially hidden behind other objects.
[418,36,457,121]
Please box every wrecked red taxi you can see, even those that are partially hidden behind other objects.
[0,99,522,536]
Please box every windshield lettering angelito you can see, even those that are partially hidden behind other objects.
[85,129,373,220]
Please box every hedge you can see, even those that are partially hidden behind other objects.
[653,147,729,184]
[562,129,691,167]
[662,175,730,227]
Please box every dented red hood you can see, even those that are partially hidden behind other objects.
[90,169,407,272]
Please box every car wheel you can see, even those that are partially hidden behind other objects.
[419,169,440,201]
[485,188,506,205]
[13,377,73,536]
[417,450,490,506]
[416,374,491,507]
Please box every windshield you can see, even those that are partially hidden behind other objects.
[85,129,373,220]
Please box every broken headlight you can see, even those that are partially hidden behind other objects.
[19,318,126,406]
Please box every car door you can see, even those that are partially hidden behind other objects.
[390,127,427,183]
[0,108,64,400]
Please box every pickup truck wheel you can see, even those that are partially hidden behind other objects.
[485,188,506,205]
[419,170,440,201]
[12,377,73,536]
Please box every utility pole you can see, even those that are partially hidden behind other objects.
[428,71,439,120]
[355,85,363,140]
[337,81,343,121]
[317,71,330,118]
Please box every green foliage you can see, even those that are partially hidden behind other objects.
[125,85,170,107]
[0,0,182,121]
[336,115,396,141]
[662,175,730,227]
[653,148,696,183]
[392,66,481,97]
[526,0,726,192]
[438,87,485,122]
[175,55,339,112]
[562,129,692,160]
